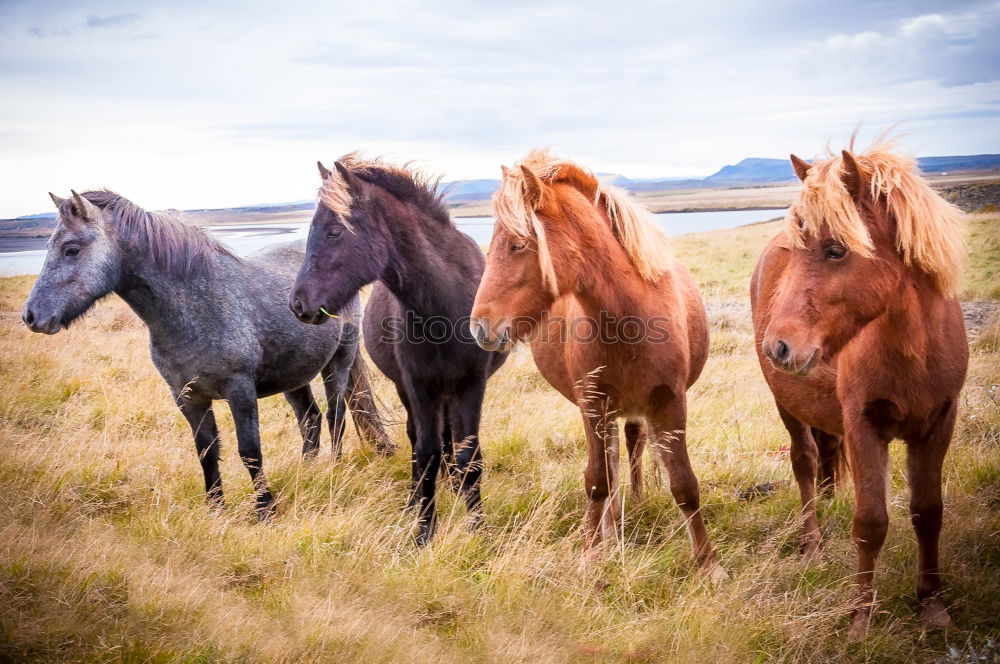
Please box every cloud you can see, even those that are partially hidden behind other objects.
[817,3,1000,86]
[86,13,141,28]
[0,0,997,217]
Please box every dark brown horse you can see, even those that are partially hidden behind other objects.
[470,150,725,580]
[289,155,507,545]
[751,139,968,634]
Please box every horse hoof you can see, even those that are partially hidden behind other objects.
[847,608,872,640]
[703,562,729,586]
[415,522,436,547]
[255,492,275,522]
[919,597,951,629]
[466,512,484,532]
[800,539,823,564]
[579,547,603,573]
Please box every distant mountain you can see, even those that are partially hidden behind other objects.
[917,154,1000,173]
[702,154,1000,185]
[705,158,797,183]
[438,179,501,203]
[436,153,1000,202]
[5,153,998,224]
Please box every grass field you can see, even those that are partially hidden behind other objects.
[1,216,997,663]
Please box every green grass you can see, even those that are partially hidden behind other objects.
[0,216,998,663]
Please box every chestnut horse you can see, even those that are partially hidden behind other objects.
[471,150,724,580]
[751,139,967,634]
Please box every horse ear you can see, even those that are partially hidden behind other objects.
[789,154,811,182]
[519,164,545,207]
[840,150,866,199]
[49,192,66,208]
[69,190,99,223]
[500,165,511,178]
[317,161,332,180]
[333,160,361,190]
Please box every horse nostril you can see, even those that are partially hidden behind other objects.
[290,298,304,316]
[23,309,35,327]
[774,340,789,362]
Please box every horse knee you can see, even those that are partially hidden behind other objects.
[413,435,442,472]
[789,441,817,471]
[669,477,700,512]
[583,470,611,503]
[853,507,889,552]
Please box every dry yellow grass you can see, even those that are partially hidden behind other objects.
[1,216,998,663]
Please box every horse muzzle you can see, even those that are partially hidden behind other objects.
[288,288,330,325]
[763,338,819,376]
[21,305,62,335]
[470,318,513,352]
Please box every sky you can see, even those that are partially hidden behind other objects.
[1,0,998,218]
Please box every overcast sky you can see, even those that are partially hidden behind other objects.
[1,0,998,217]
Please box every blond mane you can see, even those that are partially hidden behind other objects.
[494,149,672,294]
[785,136,965,296]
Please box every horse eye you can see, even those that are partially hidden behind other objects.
[510,241,526,252]
[824,244,847,260]
[63,245,81,257]
[328,226,344,239]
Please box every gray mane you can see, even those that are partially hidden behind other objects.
[80,189,234,277]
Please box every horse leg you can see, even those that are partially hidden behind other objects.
[178,395,223,509]
[580,403,621,554]
[284,385,322,459]
[624,417,646,499]
[226,377,274,521]
[446,384,486,530]
[396,387,418,492]
[649,393,724,581]
[321,345,354,459]
[441,411,456,491]
[404,382,444,546]
[345,347,394,455]
[814,428,844,497]
[844,419,889,638]
[906,400,956,628]
[778,405,822,557]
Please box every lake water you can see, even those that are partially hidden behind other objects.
[0,208,787,276]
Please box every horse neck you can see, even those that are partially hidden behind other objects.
[553,217,658,320]
[113,241,216,339]
[375,199,476,318]
[879,267,943,361]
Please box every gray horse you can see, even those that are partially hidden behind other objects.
[22,190,392,519]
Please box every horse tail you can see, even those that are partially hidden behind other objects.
[346,351,395,456]
[812,428,848,493]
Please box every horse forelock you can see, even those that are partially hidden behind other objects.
[80,190,232,277]
[785,136,965,296]
[494,149,672,295]
[323,152,450,228]
[318,157,354,226]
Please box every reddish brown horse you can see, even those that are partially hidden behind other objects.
[471,150,724,580]
[751,139,967,634]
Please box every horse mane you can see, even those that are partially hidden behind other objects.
[494,148,672,294]
[80,190,233,277]
[786,135,965,296]
[319,152,451,226]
